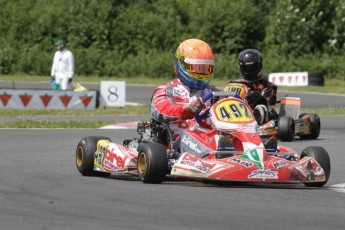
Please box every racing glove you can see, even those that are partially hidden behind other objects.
[262,87,273,98]
[246,91,269,109]
[188,97,205,114]
[181,97,205,119]
[68,78,73,83]
[246,91,260,108]
[51,76,55,81]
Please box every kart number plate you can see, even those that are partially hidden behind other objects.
[215,100,254,123]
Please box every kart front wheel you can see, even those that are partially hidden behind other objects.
[301,146,330,187]
[137,142,167,184]
[278,116,295,142]
[76,136,112,177]
[299,113,321,139]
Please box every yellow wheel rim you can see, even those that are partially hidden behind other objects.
[76,146,83,167]
[138,152,146,174]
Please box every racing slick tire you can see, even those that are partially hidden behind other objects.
[76,136,112,177]
[277,116,295,142]
[137,142,167,184]
[300,146,330,187]
[298,113,321,140]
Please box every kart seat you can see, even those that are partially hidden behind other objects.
[264,137,278,149]
[216,135,234,159]
[218,135,233,148]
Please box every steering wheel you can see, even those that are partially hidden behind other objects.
[194,92,241,128]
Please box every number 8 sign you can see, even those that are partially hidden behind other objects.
[100,81,126,107]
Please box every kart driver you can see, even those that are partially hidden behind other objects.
[224,49,278,126]
[151,38,220,148]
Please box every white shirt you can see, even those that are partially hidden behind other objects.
[51,49,74,78]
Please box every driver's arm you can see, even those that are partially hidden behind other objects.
[262,82,277,105]
[151,85,194,123]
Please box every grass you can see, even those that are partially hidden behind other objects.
[0,105,150,117]
[0,120,111,128]
[0,105,150,128]
[0,74,344,128]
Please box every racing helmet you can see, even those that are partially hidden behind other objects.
[174,38,214,90]
[238,49,262,82]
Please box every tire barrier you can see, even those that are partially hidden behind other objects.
[308,72,325,86]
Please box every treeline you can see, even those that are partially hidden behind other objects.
[1,0,345,80]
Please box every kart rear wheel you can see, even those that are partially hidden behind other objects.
[301,146,330,187]
[278,116,295,142]
[76,136,112,177]
[137,142,167,184]
[299,113,321,139]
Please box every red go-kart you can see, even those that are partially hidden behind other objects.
[75,92,330,187]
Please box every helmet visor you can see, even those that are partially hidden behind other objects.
[183,57,214,76]
[239,62,260,76]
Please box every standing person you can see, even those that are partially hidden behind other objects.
[51,39,74,90]
[151,38,219,142]
[224,49,277,126]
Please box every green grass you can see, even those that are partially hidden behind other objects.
[0,105,150,117]
[0,105,150,128]
[300,108,345,115]
[0,120,111,128]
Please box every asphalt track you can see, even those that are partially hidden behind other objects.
[0,82,345,230]
[0,116,345,230]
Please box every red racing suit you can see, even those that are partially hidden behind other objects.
[151,79,219,138]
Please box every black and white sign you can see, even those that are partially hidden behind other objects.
[100,81,126,107]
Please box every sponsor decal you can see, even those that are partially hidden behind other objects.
[39,94,53,107]
[180,160,210,173]
[80,95,92,107]
[59,94,72,108]
[238,124,257,133]
[229,158,254,168]
[173,86,189,98]
[181,135,203,154]
[248,169,278,179]
[104,159,119,170]
[0,92,12,106]
[240,148,264,169]
[269,72,308,86]
[19,93,33,107]
[272,159,287,169]
[105,147,126,169]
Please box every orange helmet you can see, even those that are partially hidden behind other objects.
[174,39,214,89]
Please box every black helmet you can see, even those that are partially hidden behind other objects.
[238,49,262,82]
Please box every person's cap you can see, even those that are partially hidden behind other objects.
[54,39,65,46]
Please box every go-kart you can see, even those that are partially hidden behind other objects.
[75,92,330,187]
[224,81,321,142]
